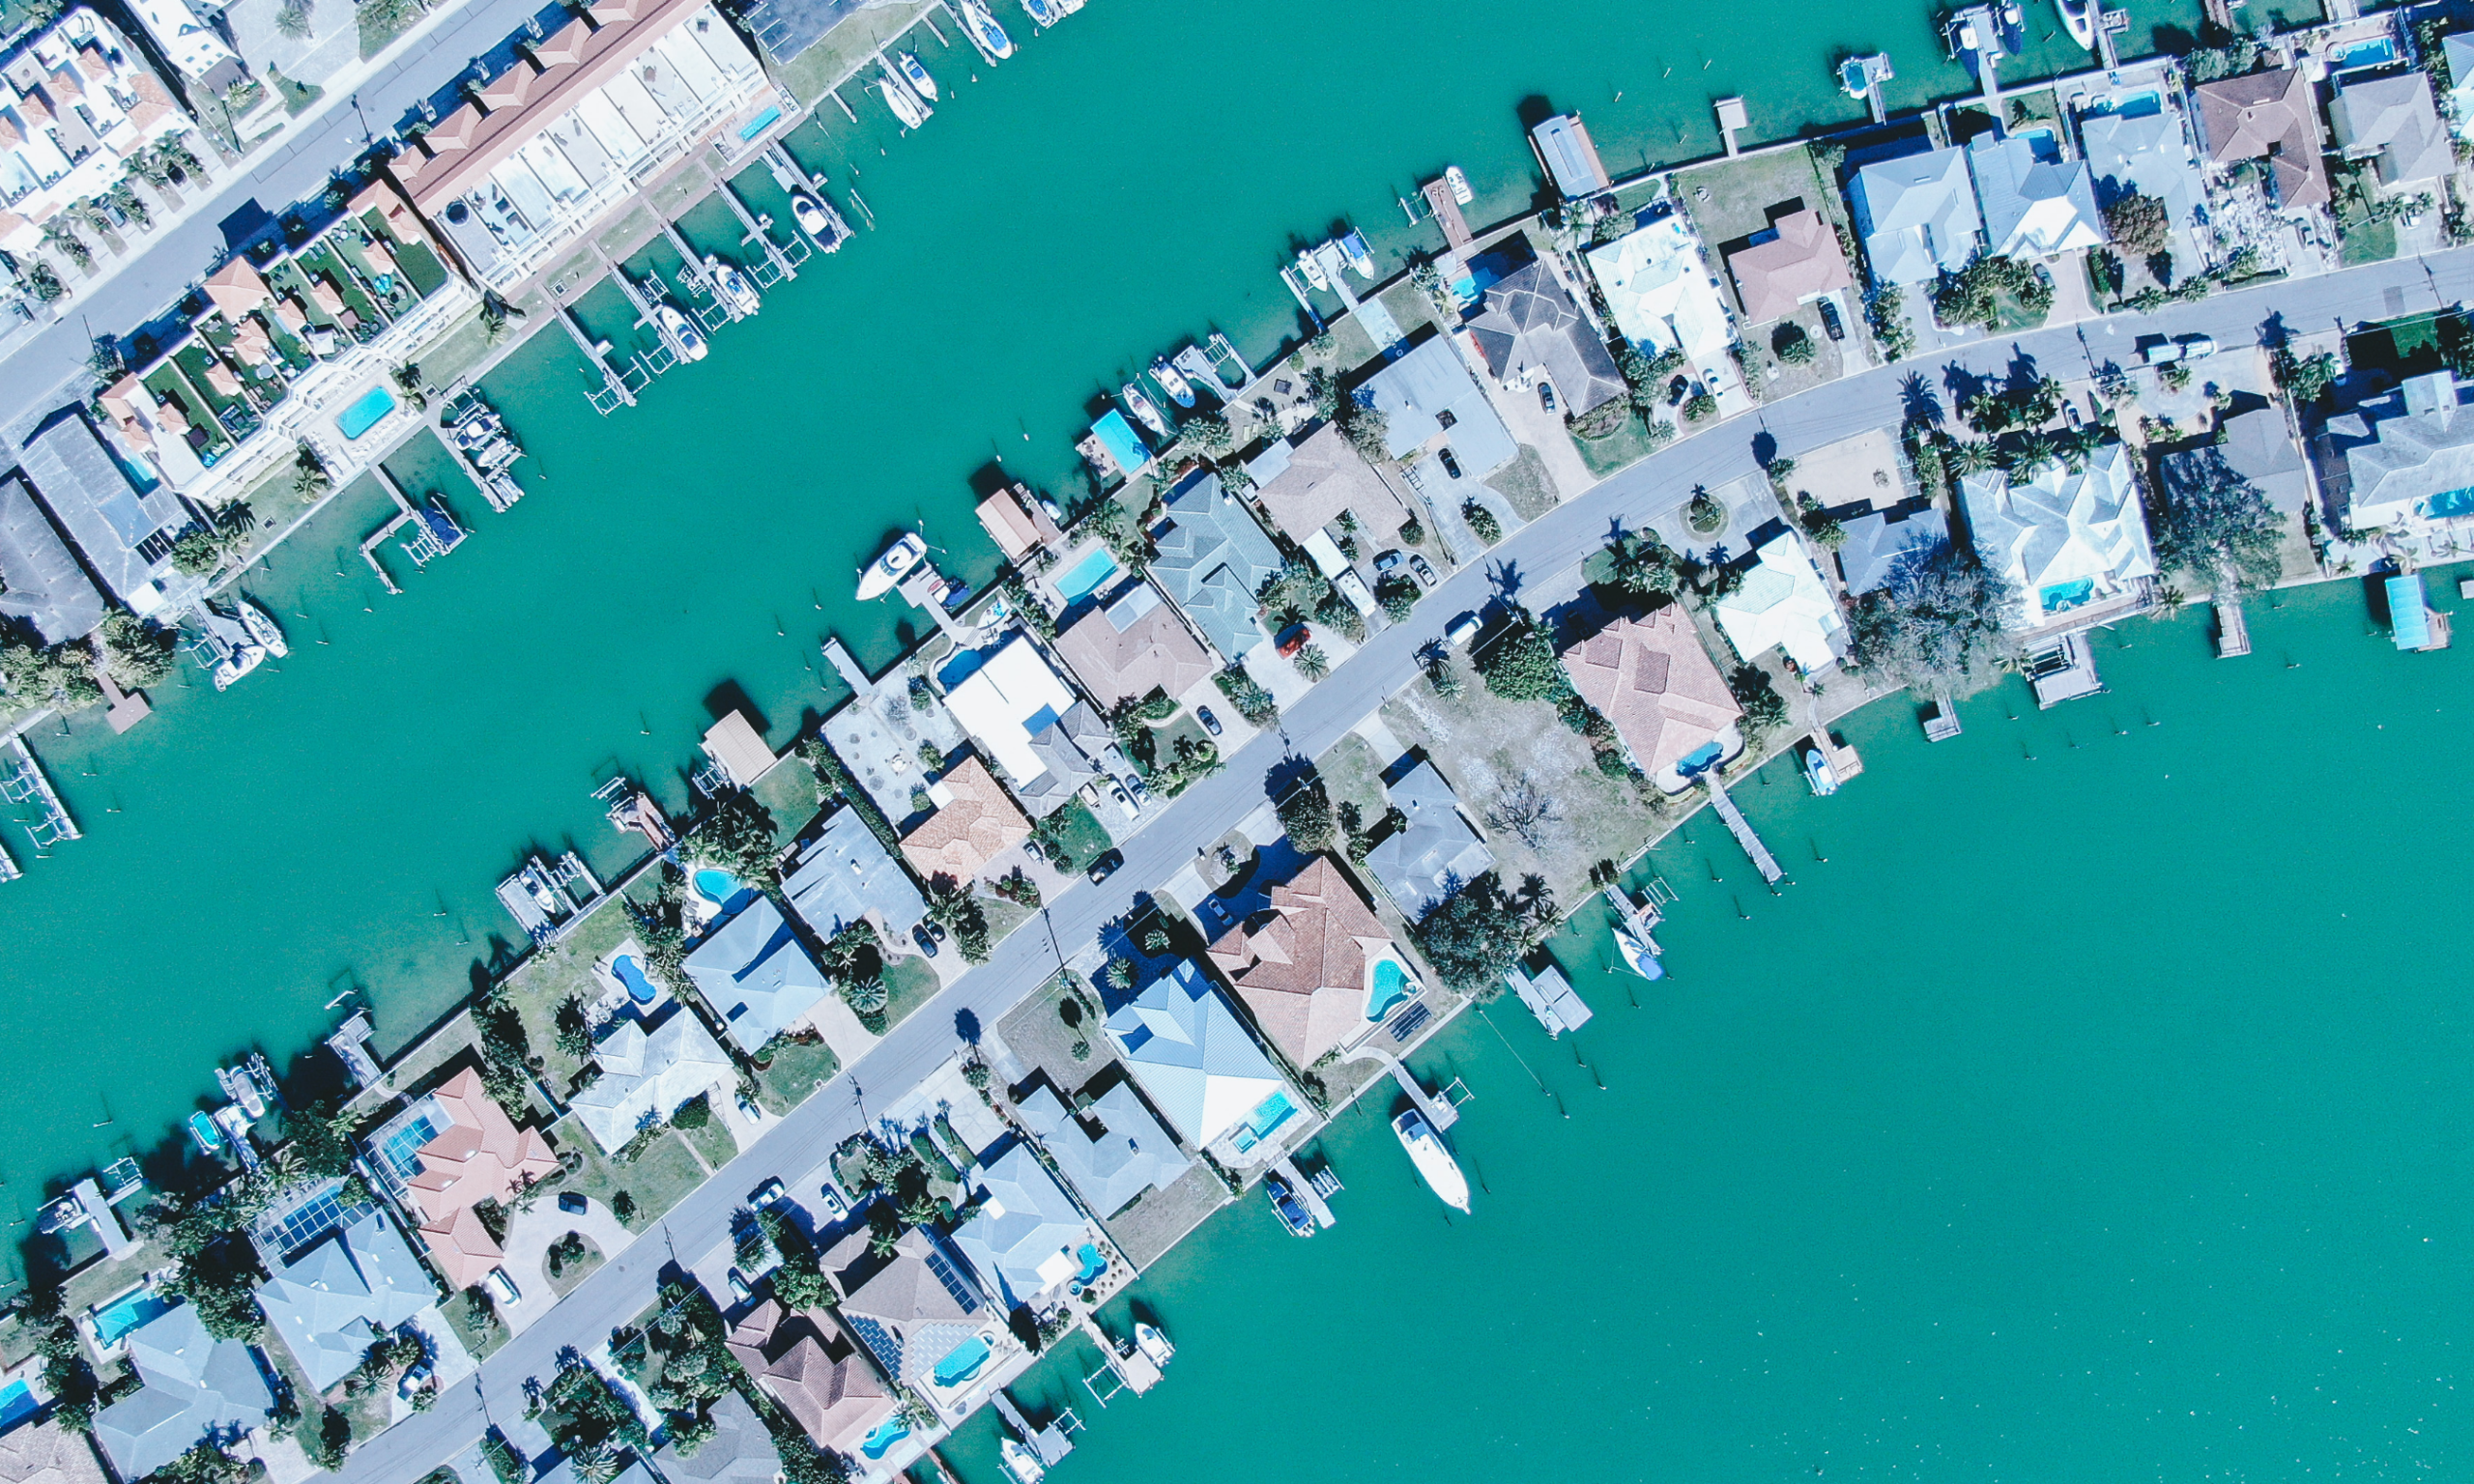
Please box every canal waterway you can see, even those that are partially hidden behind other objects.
[959,576,2474,1482]
[1,0,2213,1265]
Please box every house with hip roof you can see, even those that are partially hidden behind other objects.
[1967,133,2106,258]
[683,895,831,1056]
[722,1301,892,1461]
[1562,606,1745,792]
[1146,469,1284,663]
[1053,580,1215,714]
[1365,759,1495,920]
[2314,369,2474,540]
[571,1002,735,1155]
[399,1068,561,1290]
[1586,214,1735,361]
[1712,530,1848,672]
[1459,256,1627,416]
[782,805,927,949]
[254,1207,437,1391]
[823,1225,1003,1408]
[2192,68,2330,210]
[1847,145,1982,285]
[1204,854,1419,1068]
[91,1304,273,1480]
[1722,209,1855,326]
[2328,70,2453,192]
[899,754,1029,883]
[1103,962,1296,1158]
[1958,443,2157,630]
[1013,1083,1190,1219]
[951,1141,1099,1313]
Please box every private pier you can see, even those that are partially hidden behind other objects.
[2213,587,2252,658]
[990,1391,1079,1465]
[1704,772,1784,887]
[1387,1059,1468,1131]
[4,736,76,852]
[1270,1152,1338,1229]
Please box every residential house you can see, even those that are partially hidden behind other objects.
[2315,369,2474,539]
[899,754,1029,883]
[91,1304,273,1480]
[2159,404,2309,530]
[0,1420,105,1484]
[1359,334,1519,482]
[951,1141,1096,1313]
[1967,133,2106,258]
[1012,699,1114,815]
[571,1002,734,1154]
[782,806,927,948]
[1958,443,2157,629]
[1585,214,1734,362]
[1530,113,1610,199]
[1052,580,1214,714]
[1364,759,1494,919]
[825,1226,1000,1403]
[1103,961,1296,1156]
[254,1208,435,1391]
[1712,530,1848,671]
[397,1068,560,1290]
[2445,34,2474,138]
[0,471,104,642]
[2193,68,2330,210]
[0,10,194,262]
[1847,146,1982,284]
[1147,468,1284,662]
[1204,854,1418,1068]
[1722,208,1854,325]
[1562,606,1744,792]
[1834,506,1950,594]
[119,0,242,88]
[936,633,1110,813]
[721,1302,891,1462]
[1014,1083,1190,1219]
[2329,71,2453,191]
[15,407,189,614]
[682,895,831,1055]
[1460,256,1627,416]
[653,1391,784,1484]
[1246,423,1412,550]
[2078,103,2207,237]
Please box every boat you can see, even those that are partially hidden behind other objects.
[1445,164,1474,204]
[654,302,707,362]
[877,60,931,127]
[2056,0,2096,48]
[210,642,266,692]
[960,0,1014,58]
[997,1440,1045,1484]
[1134,1321,1175,1367]
[790,191,844,249]
[1392,1108,1471,1212]
[216,1065,268,1120]
[187,1110,226,1156]
[705,256,761,319]
[213,1105,260,1172]
[236,595,287,658]
[1120,383,1168,439]
[857,531,926,601]
[1338,229,1376,278]
[1610,918,1664,981]
[1803,745,1840,796]
[1263,1170,1315,1237]
[897,48,937,100]
[1148,357,1195,409]
[1021,0,1059,27]
[1295,247,1330,291]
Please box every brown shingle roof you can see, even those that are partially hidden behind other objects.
[1563,606,1742,777]
[2194,67,2330,210]
[0,1421,107,1484]
[1723,209,1854,325]
[900,755,1028,883]
[1251,424,1409,545]
[724,1300,893,1457]
[1052,583,1214,712]
[1205,855,1396,1068]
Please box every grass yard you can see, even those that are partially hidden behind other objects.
[1570,410,1664,479]
[1484,444,1560,520]
[358,0,427,56]
[544,1235,604,1298]
[757,1035,841,1113]
[548,1114,707,1228]
[676,1108,738,1170]
[439,1286,507,1363]
[268,70,322,114]
[775,0,937,105]
[499,887,649,1094]
[1317,732,1393,824]
[1039,798,1114,872]
[1674,144,1841,256]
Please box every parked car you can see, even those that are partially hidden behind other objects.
[1437,447,1463,479]
[1195,705,1223,736]
[1087,849,1124,884]
[818,1181,849,1220]
[736,1094,763,1124]
[557,1191,589,1215]
[1446,613,1482,647]
[913,922,941,957]
[1816,296,1845,341]
[1374,549,1403,574]
[486,1269,521,1305]
[1276,623,1312,657]
[2141,336,2184,365]
[1538,380,1558,413]
[2176,333,2217,359]
[1409,555,1437,586]
[727,1269,753,1302]
[397,1360,432,1400]
[751,1178,787,1210]
[1108,783,1136,820]
[1124,772,1150,805]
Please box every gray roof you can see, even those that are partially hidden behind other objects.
[2213,405,2311,516]
[1461,259,1627,417]
[0,471,105,644]
[93,1303,273,1480]
[1149,470,1282,661]
[683,896,831,1053]
[1835,507,1949,594]
[951,1141,1091,1312]
[1849,145,1982,285]
[1366,759,1494,919]
[1531,114,1609,198]
[15,410,187,609]
[2331,71,2452,186]
[1102,961,1288,1150]
[1016,1083,1190,1218]
[654,1390,781,1484]
[1360,335,1518,477]
[1012,700,1111,817]
[1967,134,2104,257]
[255,1208,436,1392]
[782,805,926,944]
[2078,107,2203,228]
[2320,370,2474,527]
[834,1229,985,1389]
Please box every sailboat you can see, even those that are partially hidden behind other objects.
[1147,357,1195,409]
[877,59,932,127]
[1393,1108,1471,1212]
[235,596,287,658]
[1120,382,1169,439]
[1602,885,1664,981]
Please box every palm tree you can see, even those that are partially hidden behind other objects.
[1294,644,1330,681]
[1947,440,1997,478]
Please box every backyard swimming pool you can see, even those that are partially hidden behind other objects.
[932,1336,992,1387]
[861,1414,911,1459]
[0,1380,39,1434]
[2420,486,2474,520]
[93,1288,172,1347]
[692,869,757,916]
[1366,958,1417,1020]
[612,954,658,1004]
[334,385,396,441]
[2040,577,2097,614]
[1053,548,1121,604]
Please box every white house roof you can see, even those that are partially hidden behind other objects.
[682,897,830,1053]
[1015,1083,1191,1217]
[1104,962,1287,1150]
[1958,443,2156,626]
[571,1003,735,1154]
[1585,215,1734,361]
[2321,369,2474,529]
[255,1209,436,1392]
[1713,531,1848,671]
[2331,70,2453,186]
[1968,135,2106,257]
[2448,35,2474,140]
[940,633,1079,787]
[2078,106,2203,230]
[951,1141,1092,1311]
[1849,146,1982,285]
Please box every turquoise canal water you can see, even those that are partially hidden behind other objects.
[958,576,2474,1482]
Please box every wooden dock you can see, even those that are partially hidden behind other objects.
[6,736,78,847]
[1704,773,1783,887]
[1920,692,1963,742]
[1420,180,1475,252]
[2213,587,2251,658]
[1388,1060,1462,1131]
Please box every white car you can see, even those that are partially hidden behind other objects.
[485,1269,521,1305]
[1446,614,1482,648]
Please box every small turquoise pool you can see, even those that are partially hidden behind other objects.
[1231,1091,1297,1152]
[612,954,658,1004]
[2039,577,2096,614]
[1366,958,1416,1020]
[692,869,757,915]
[1054,548,1121,604]
[1073,1243,1107,1284]
[860,1414,910,1458]
[334,385,395,441]
[0,1380,39,1434]
[1676,739,1724,775]
[2420,485,2474,520]
[931,1336,992,1387]
[738,104,782,141]
[94,1289,173,1347]
[2335,37,2396,70]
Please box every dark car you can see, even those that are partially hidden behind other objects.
[1087,849,1124,884]
[1437,447,1463,479]
[558,1191,589,1214]
[1195,705,1223,736]
[1816,296,1845,341]
[1538,380,1558,413]
[913,922,940,957]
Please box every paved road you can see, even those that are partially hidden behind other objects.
[337,243,2474,1483]
[0,0,556,442]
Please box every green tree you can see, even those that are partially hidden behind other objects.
[2153,447,2286,590]
[1460,500,1502,545]
[2102,189,2172,255]
[1293,642,1329,680]
[294,440,333,503]
[1845,542,2018,699]
[1773,323,1817,366]
[1409,872,1556,998]
[1275,776,1336,853]
[98,611,175,688]
[1726,664,1792,745]
[1475,614,1568,703]
[925,875,992,963]
[2271,346,2339,407]
[689,787,778,882]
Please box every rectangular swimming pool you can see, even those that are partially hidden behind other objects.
[1054,548,1121,604]
[334,385,396,441]
[0,1380,40,1434]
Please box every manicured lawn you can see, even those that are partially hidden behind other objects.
[756,1036,840,1113]
[439,1286,507,1362]
[549,1114,706,1227]
[1675,144,1843,251]
[751,756,823,852]
[1571,411,1662,479]
[882,954,940,1030]
[503,886,653,1093]
[677,1110,738,1170]
[2340,215,2398,267]
[1045,798,1114,869]
[1484,443,1559,520]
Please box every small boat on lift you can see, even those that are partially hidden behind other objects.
[897,48,937,100]
[1148,357,1195,409]
[187,1110,226,1156]
[1264,1170,1315,1236]
[2056,0,2096,48]
[960,0,1014,58]
[998,1440,1044,1484]
[1803,745,1840,796]
[1393,1108,1470,1212]
[654,301,706,362]
[1120,382,1169,439]
[857,531,926,601]
[705,256,761,319]
[1444,165,1473,204]
[1338,229,1376,278]
[210,641,266,691]
[877,60,931,127]
[1295,247,1330,291]
[1135,1321,1174,1368]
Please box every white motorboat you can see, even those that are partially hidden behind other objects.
[1444,164,1473,204]
[1021,0,1059,26]
[998,1440,1044,1484]
[1148,357,1195,409]
[877,60,932,127]
[705,255,761,319]
[236,595,288,658]
[790,191,844,249]
[961,0,1014,58]
[1338,229,1376,278]
[211,642,266,691]
[1803,745,1840,796]
[857,531,926,600]
[1120,382,1168,439]
[1134,1321,1175,1367]
[1295,247,1330,291]
[216,1066,268,1120]
[897,48,937,100]
[2056,0,2096,48]
[1393,1108,1471,1212]
[655,302,706,362]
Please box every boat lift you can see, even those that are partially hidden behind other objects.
[6,738,79,853]
[1079,1316,1162,1406]
[991,1391,1080,1470]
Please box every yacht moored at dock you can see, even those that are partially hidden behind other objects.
[1444,164,1473,204]
[1147,357,1195,409]
[878,59,933,127]
[1134,1322,1174,1369]
[998,1440,1045,1484]
[236,596,287,658]
[216,1065,267,1120]
[2056,0,2096,47]
[1295,247,1330,291]
[705,256,762,319]
[1803,745,1840,796]
[897,48,937,100]
[858,531,927,600]
[790,191,849,251]
[1393,1107,1470,1212]
[1120,383,1169,439]
[186,1110,225,1156]
[655,302,707,362]
[1021,0,1059,27]
[1338,229,1377,278]
[961,0,1014,58]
